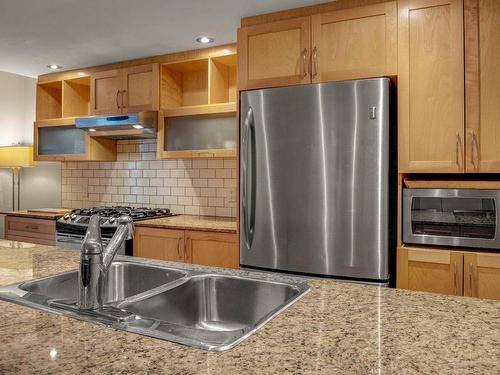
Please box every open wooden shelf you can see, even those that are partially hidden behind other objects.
[161,59,209,109]
[36,81,62,120]
[163,102,236,117]
[36,76,91,121]
[62,76,90,117]
[209,54,237,104]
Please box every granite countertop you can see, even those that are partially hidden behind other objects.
[135,214,237,233]
[0,210,71,220]
[0,241,499,374]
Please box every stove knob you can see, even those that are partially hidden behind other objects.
[70,214,77,221]
[108,217,116,224]
[63,214,70,220]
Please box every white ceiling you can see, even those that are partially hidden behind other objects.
[0,0,328,78]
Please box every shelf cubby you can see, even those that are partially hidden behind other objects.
[36,81,62,120]
[209,54,237,104]
[62,76,90,117]
[161,59,209,109]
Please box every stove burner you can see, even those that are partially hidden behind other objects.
[69,206,173,221]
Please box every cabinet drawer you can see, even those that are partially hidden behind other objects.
[5,216,56,241]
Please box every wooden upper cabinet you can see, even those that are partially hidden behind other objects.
[121,64,159,112]
[90,63,159,115]
[238,17,311,90]
[397,247,463,296]
[133,227,185,262]
[90,69,122,115]
[398,0,465,173]
[311,2,397,83]
[464,252,500,300]
[465,0,500,172]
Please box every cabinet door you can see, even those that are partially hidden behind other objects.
[90,69,122,115]
[185,230,238,269]
[133,227,185,262]
[397,247,463,296]
[311,2,397,83]
[238,17,311,90]
[398,0,465,173]
[121,64,159,112]
[464,252,500,300]
[465,0,500,172]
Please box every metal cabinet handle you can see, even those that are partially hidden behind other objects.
[455,132,461,167]
[469,263,474,297]
[176,238,182,259]
[312,47,318,78]
[301,48,308,78]
[469,129,478,168]
[185,236,191,261]
[116,90,121,109]
[453,260,458,295]
[122,90,127,110]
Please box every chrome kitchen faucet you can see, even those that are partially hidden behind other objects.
[78,214,134,310]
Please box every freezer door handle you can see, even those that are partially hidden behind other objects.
[241,106,256,249]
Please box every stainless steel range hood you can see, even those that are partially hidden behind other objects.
[75,111,157,139]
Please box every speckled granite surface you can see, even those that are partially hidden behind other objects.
[0,210,69,220]
[0,241,499,374]
[135,214,237,233]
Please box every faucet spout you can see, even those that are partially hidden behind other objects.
[102,216,134,271]
[77,214,134,310]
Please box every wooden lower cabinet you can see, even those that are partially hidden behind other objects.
[185,230,238,269]
[4,216,56,246]
[463,252,500,300]
[134,227,239,269]
[397,246,463,296]
[398,246,500,300]
[133,227,184,262]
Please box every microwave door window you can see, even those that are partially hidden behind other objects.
[411,197,496,239]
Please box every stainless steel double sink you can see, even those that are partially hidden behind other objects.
[0,258,310,351]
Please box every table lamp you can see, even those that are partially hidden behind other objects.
[0,146,36,211]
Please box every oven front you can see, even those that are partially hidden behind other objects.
[403,188,500,249]
[56,225,132,255]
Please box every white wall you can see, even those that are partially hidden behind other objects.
[0,71,61,237]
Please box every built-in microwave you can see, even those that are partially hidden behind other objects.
[403,188,500,249]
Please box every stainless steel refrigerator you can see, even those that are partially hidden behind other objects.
[240,77,393,282]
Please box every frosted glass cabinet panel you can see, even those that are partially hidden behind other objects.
[161,114,237,158]
[38,126,86,155]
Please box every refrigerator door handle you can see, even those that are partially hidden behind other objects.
[242,106,256,249]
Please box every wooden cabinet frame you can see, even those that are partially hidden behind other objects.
[398,0,465,173]
[34,118,116,161]
[238,16,311,90]
[398,246,500,300]
[5,216,56,246]
[134,227,239,269]
[311,2,397,83]
[464,0,500,172]
[90,64,159,115]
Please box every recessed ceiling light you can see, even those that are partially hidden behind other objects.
[47,64,62,70]
[88,128,96,132]
[132,124,144,129]
[196,36,214,44]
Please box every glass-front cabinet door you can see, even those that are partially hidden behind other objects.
[34,119,116,161]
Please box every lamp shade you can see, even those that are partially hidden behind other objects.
[0,146,36,168]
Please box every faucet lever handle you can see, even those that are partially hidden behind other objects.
[118,215,134,240]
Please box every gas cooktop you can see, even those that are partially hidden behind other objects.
[58,206,176,228]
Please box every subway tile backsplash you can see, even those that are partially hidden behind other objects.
[61,139,238,217]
